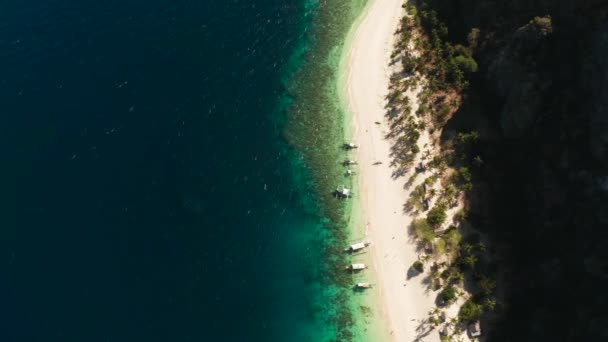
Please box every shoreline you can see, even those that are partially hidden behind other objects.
[339,0,441,341]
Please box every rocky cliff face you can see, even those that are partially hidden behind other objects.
[487,16,553,137]
[588,24,608,167]
[422,0,608,340]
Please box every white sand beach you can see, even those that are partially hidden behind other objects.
[342,0,441,341]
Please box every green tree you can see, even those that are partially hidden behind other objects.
[427,205,447,227]
[461,242,473,255]
[452,270,465,284]
[444,228,462,252]
[440,286,457,303]
[463,255,478,269]
[458,299,484,322]
[413,260,424,273]
[456,131,479,145]
[532,16,553,33]
[473,155,483,167]
[434,238,446,255]
[477,276,496,296]
[484,298,497,311]
[452,55,478,73]
[467,28,480,49]
[458,167,472,184]
[412,218,435,244]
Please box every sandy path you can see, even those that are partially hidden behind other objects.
[342,0,440,341]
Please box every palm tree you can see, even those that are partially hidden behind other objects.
[464,255,477,268]
[484,298,497,311]
[452,271,464,285]
[461,242,473,255]
[449,317,458,326]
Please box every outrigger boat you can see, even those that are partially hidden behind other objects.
[344,143,358,150]
[343,159,357,166]
[355,282,372,289]
[345,263,367,271]
[344,241,371,252]
[345,169,357,176]
[335,185,351,199]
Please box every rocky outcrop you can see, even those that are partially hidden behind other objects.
[419,0,608,340]
[487,16,553,137]
[587,24,608,167]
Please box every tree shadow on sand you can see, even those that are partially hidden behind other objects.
[413,318,435,342]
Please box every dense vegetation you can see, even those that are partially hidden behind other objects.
[407,0,608,340]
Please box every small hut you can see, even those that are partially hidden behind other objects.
[468,321,481,337]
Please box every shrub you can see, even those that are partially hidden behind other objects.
[437,104,451,121]
[440,269,450,279]
[453,44,472,57]
[532,16,553,34]
[452,55,478,73]
[427,205,447,227]
[413,260,424,273]
[434,238,446,255]
[424,175,437,185]
[458,299,484,322]
[444,228,462,252]
[440,286,457,303]
[403,58,416,72]
[412,218,435,243]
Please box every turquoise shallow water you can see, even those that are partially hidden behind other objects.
[283,0,370,340]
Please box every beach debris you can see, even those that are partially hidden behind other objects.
[374,121,381,125]
[373,161,383,165]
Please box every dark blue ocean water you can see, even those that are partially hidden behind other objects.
[0,1,338,341]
